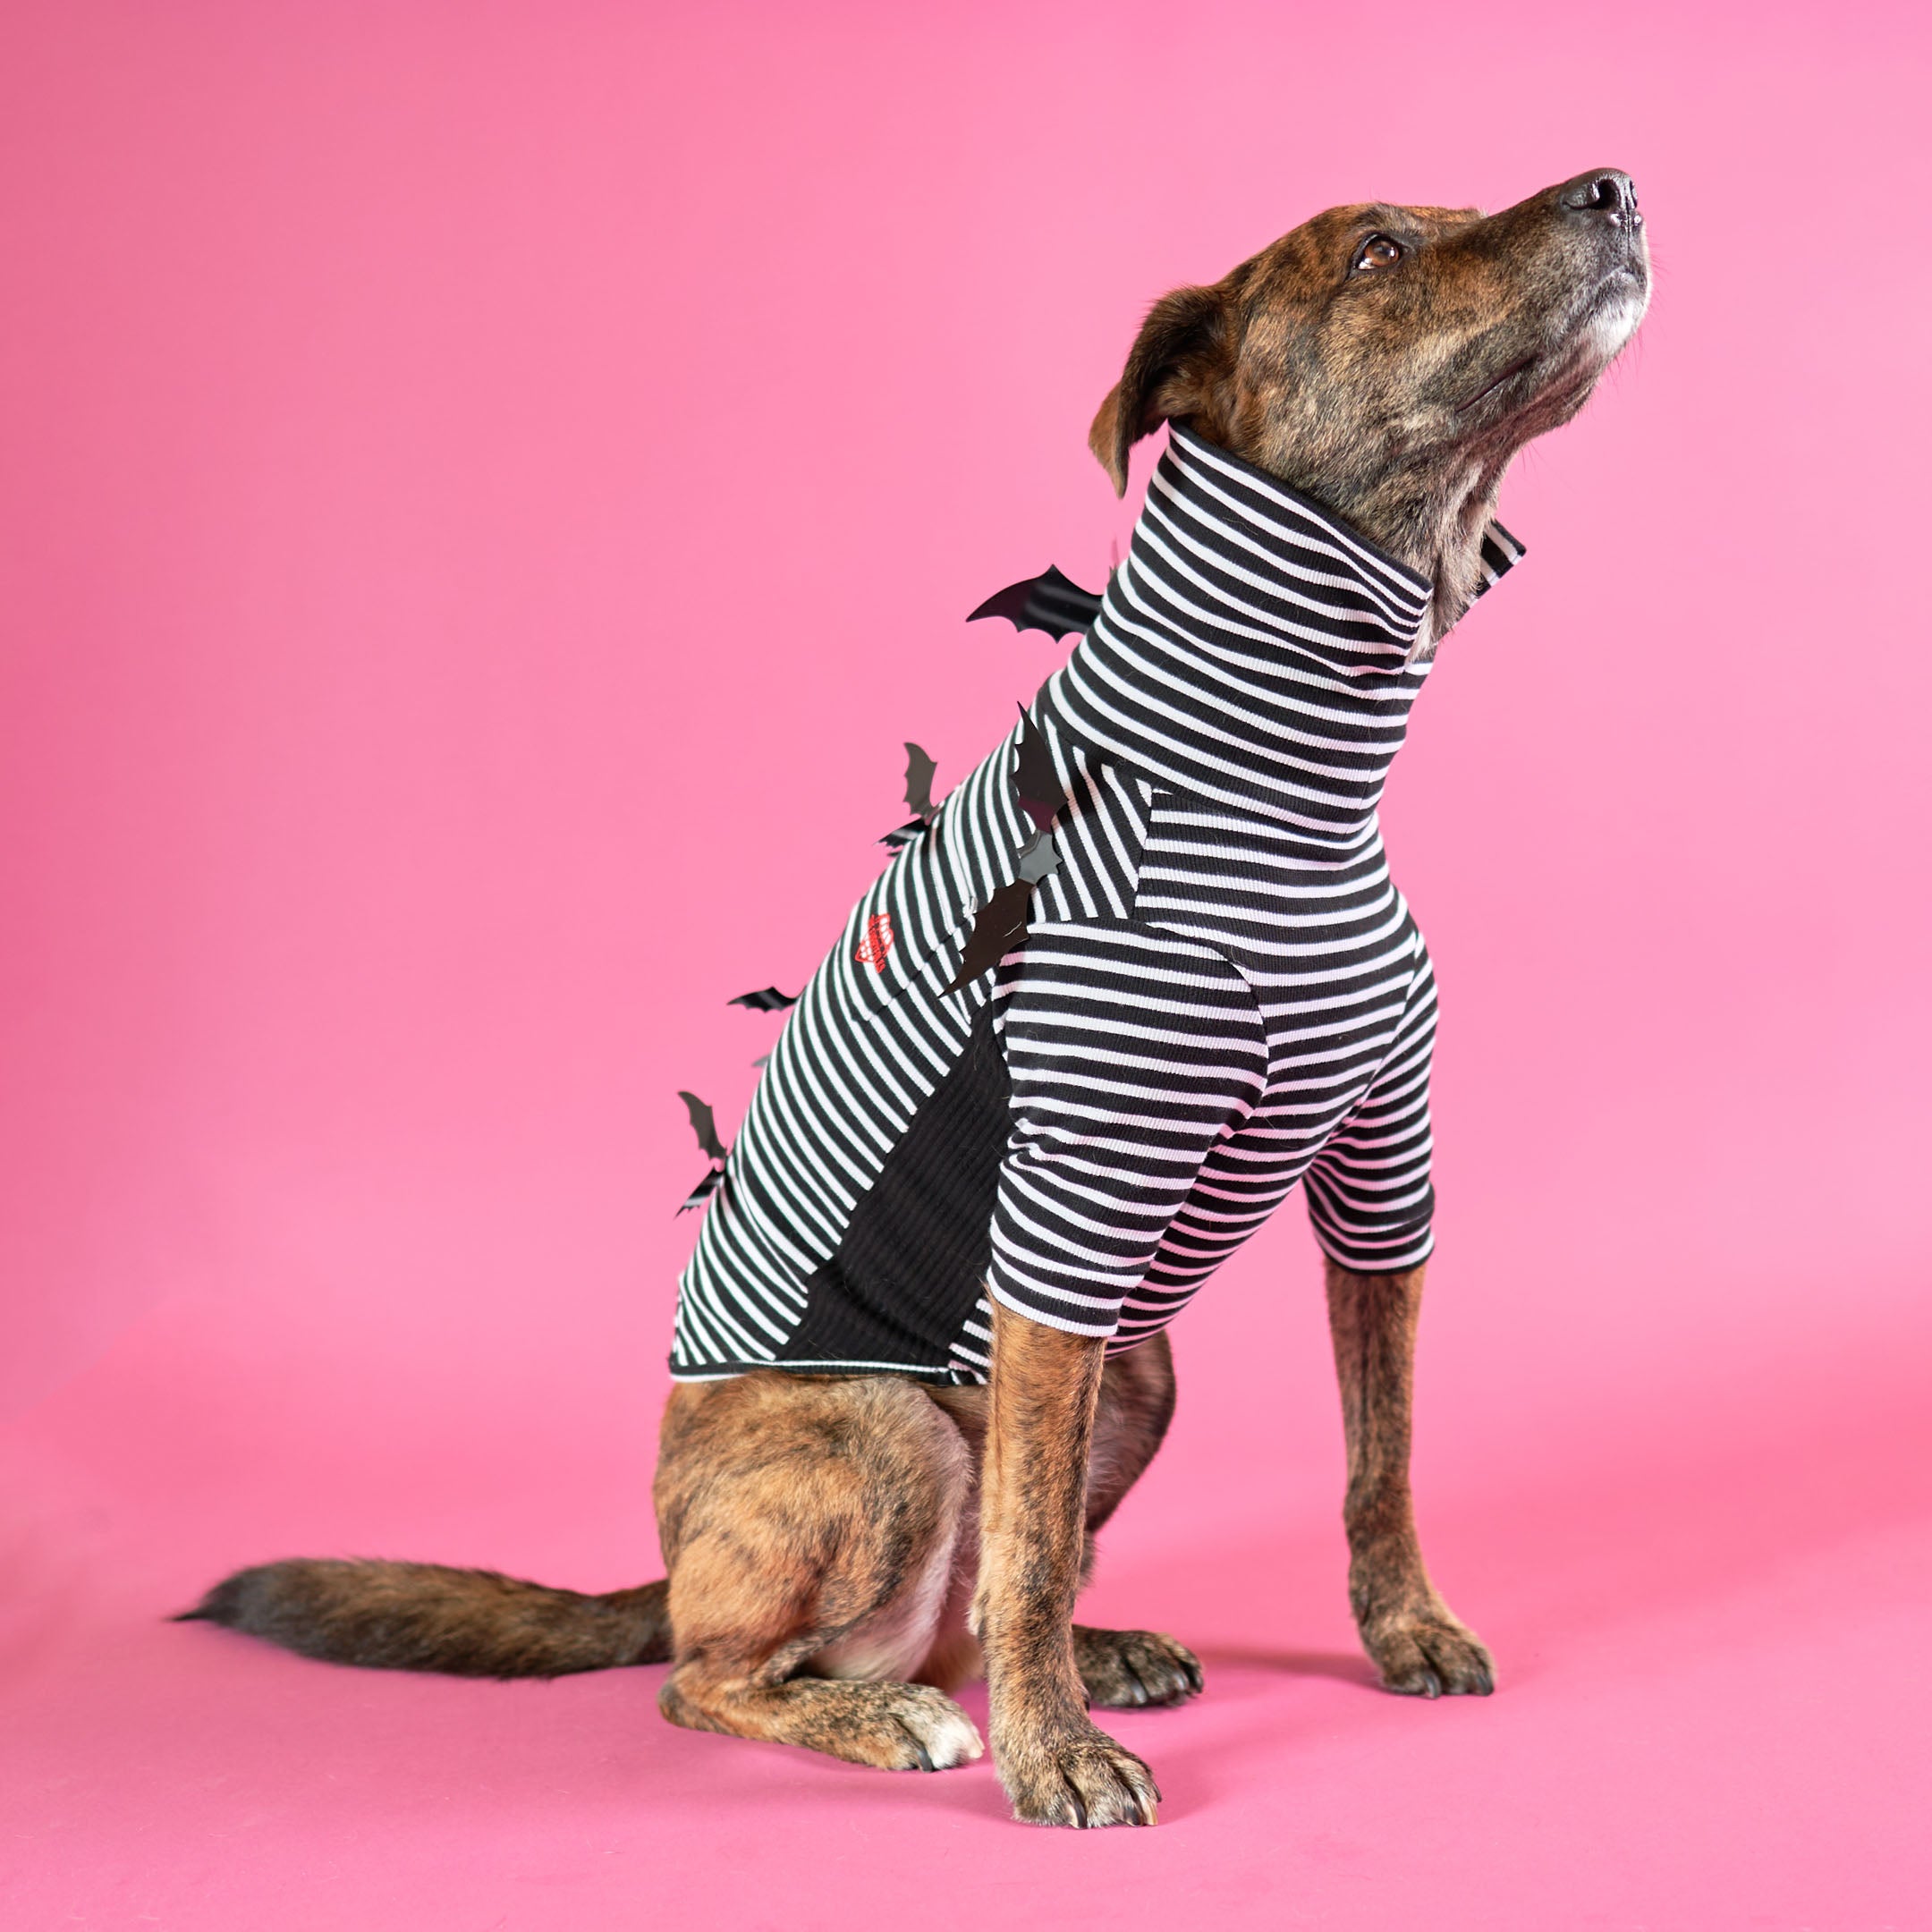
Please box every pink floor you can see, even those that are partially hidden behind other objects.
[7,1252,1930,1928]
[5,2,1931,1926]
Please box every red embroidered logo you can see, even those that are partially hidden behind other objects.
[854,912,895,973]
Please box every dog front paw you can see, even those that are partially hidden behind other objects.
[1072,1624,1203,1708]
[996,1720,1161,1827]
[1362,1610,1495,1698]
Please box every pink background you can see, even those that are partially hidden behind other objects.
[4,2,1929,1925]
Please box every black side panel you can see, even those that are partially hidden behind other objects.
[777,1002,1009,1371]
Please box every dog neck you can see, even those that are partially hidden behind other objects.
[1201,425,1517,656]
[1351,456,1516,653]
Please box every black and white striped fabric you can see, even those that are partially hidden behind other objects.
[670,425,1522,1383]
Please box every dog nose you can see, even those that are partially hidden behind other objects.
[1557,169,1640,225]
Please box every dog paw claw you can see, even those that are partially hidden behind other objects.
[1366,1611,1495,1699]
[1000,1724,1161,1828]
[1072,1626,1203,1710]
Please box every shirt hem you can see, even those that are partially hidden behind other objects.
[985,1278,1122,1342]
[1308,1228,1437,1273]
[670,1355,962,1385]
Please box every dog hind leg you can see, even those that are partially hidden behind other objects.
[653,1372,984,1770]
[1323,1257,1494,1697]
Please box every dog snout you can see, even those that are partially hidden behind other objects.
[1556,169,1641,227]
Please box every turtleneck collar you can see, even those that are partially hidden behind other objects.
[1142,424,1438,655]
[1045,424,1524,840]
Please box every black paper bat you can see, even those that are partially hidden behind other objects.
[677,1165,724,1215]
[1013,701,1063,832]
[968,564,1103,641]
[940,698,1070,996]
[678,1089,728,1164]
[880,741,939,849]
[728,987,797,1012]
[902,741,937,820]
[941,879,1035,995]
[675,1090,729,1216]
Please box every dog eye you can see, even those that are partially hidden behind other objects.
[1352,234,1404,274]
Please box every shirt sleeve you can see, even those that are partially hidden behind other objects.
[986,919,1269,1338]
[1303,953,1438,1273]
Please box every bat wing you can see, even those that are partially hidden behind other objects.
[677,1089,729,1164]
[902,741,938,821]
[967,564,1103,641]
[941,879,1036,995]
[1013,702,1063,832]
[878,818,928,850]
[727,987,797,1012]
[676,1165,725,1216]
[1016,828,1059,883]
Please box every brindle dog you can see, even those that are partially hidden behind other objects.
[182,168,1649,1828]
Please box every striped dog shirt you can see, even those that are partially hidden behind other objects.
[670,425,1522,1384]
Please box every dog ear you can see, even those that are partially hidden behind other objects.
[1089,284,1231,496]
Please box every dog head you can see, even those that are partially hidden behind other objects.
[1091,169,1649,635]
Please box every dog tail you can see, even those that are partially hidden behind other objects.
[175,1558,672,1679]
